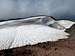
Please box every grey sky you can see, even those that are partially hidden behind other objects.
[0,0,75,20]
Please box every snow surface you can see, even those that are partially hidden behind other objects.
[0,17,74,50]
[0,24,69,50]
[0,16,75,50]
[57,20,75,29]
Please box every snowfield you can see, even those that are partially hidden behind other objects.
[0,16,75,50]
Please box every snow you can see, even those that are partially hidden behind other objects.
[0,24,69,50]
[57,20,75,29]
[0,17,74,50]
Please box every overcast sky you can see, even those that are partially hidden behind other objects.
[0,0,75,20]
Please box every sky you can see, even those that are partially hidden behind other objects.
[0,0,75,20]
